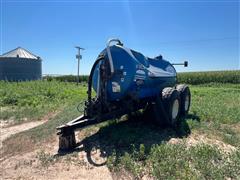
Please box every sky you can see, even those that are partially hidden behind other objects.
[0,0,239,75]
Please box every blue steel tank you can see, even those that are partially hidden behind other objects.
[92,40,177,102]
[57,39,191,152]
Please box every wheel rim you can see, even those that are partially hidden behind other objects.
[184,95,190,111]
[172,99,179,119]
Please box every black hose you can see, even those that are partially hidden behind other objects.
[77,100,84,113]
[87,55,105,102]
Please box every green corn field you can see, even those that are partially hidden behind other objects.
[43,70,240,84]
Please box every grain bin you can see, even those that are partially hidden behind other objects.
[0,47,42,81]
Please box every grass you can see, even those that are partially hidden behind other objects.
[188,83,240,124]
[0,81,87,124]
[147,143,240,179]
[1,81,240,179]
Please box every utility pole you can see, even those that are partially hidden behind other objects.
[75,46,85,85]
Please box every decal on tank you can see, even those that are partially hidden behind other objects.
[136,69,146,75]
[112,82,121,93]
[134,74,146,81]
[147,65,176,77]
[165,65,176,74]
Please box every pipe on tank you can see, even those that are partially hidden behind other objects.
[106,38,123,74]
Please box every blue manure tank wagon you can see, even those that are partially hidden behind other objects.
[57,39,191,151]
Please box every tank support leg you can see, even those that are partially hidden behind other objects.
[57,115,98,152]
[58,129,76,152]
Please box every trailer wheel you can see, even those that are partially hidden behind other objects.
[176,84,191,117]
[162,87,181,126]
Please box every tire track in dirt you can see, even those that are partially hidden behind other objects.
[0,111,59,148]
[0,120,47,148]
[0,135,113,180]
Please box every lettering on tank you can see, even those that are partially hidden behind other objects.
[112,82,121,93]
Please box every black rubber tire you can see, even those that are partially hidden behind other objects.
[162,87,181,126]
[176,84,191,117]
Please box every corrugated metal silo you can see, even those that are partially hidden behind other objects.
[0,47,42,81]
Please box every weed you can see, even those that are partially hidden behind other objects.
[187,84,240,124]
[43,75,89,83]
[107,142,240,179]
[0,81,87,124]
[36,150,56,167]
